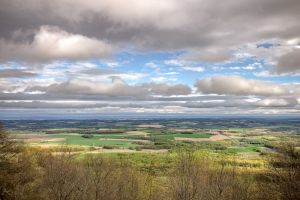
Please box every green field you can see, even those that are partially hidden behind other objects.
[9,119,300,157]
[150,133,212,140]
[46,135,141,148]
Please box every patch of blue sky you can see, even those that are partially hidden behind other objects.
[256,42,280,49]
[0,62,23,69]
[9,48,297,86]
[113,51,182,69]
[110,51,266,85]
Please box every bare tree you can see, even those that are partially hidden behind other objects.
[206,160,234,200]
[140,158,166,200]
[39,153,86,200]
[268,143,300,200]
[114,159,142,200]
[169,149,210,200]
[229,172,256,200]
[0,124,36,200]
[85,155,117,200]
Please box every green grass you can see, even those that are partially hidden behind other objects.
[150,133,211,140]
[228,128,255,131]
[49,133,136,139]
[47,135,140,148]
[225,144,263,154]
[142,129,162,134]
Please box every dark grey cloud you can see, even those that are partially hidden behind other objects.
[276,49,300,74]
[142,83,191,96]
[0,97,298,111]
[80,68,120,76]
[0,69,37,78]
[0,91,244,101]
[0,0,300,63]
[182,98,298,109]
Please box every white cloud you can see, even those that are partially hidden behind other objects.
[106,62,119,67]
[182,66,205,72]
[253,70,281,77]
[230,67,241,70]
[145,62,161,73]
[254,98,297,107]
[0,26,114,63]
[292,86,300,95]
[150,77,168,83]
[195,76,289,96]
[164,59,184,66]
[28,77,146,97]
[163,72,179,75]
[25,77,191,97]
[242,65,256,70]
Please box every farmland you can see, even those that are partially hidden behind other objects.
[4,118,299,157]
[1,118,300,200]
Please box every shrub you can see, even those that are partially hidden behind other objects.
[103,145,114,149]
[81,134,94,139]
[135,147,142,151]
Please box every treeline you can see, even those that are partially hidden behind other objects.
[0,125,299,200]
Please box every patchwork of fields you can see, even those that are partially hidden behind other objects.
[6,118,299,158]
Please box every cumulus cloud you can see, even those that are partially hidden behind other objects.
[0,0,300,115]
[0,26,113,64]
[25,77,192,97]
[27,77,145,97]
[195,76,289,96]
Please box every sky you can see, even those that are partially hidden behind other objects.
[0,0,300,119]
